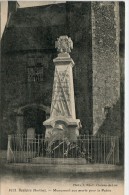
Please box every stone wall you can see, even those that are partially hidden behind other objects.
[91,2,121,136]
[67,2,92,134]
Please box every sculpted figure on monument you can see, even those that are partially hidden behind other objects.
[55,36,73,53]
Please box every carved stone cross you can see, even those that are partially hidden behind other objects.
[55,36,73,53]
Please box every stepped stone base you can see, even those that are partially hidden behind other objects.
[32,157,86,165]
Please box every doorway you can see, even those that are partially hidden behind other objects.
[23,108,46,137]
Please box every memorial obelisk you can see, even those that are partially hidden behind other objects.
[43,36,81,141]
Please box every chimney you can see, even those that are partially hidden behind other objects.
[8,1,20,18]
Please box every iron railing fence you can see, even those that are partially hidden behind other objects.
[7,134,119,165]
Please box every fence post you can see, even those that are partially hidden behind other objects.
[42,134,44,157]
[90,137,93,160]
[7,135,15,163]
[34,136,36,157]
[38,134,40,157]
[115,137,118,164]
[21,134,23,162]
[117,136,120,164]
[97,135,99,163]
[104,135,106,164]
[112,137,114,165]
[100,135,102,163]
[87,135,89,164]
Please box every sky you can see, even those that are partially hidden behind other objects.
[1,1,8,38]
[0,1,65,38]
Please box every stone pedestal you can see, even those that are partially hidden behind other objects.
[43,36,81,142]
[44,116,80,141]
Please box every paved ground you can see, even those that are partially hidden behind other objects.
[0,150,124,195]
[0,162,124,182]
[0,166,124,195]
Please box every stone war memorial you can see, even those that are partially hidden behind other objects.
[44,36,81,141]
[43,36,82,160]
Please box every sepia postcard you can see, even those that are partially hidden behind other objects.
[0,1,127,195]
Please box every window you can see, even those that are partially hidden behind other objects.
[27,63,43,82]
